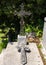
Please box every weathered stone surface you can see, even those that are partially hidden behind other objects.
[18,35,26,47]
[0,53,3,65]
[3,42,21,65]
[21,46,27,65]
[40,42,46,60]
[0,42,44,65]
[42,21,46,50]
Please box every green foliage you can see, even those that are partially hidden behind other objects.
[0,29,8,53]
[0,40,8,53]
[25,24,31,33]
[0,46,2,53]
[38,44,42,48]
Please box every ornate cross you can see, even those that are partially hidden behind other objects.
[17,43,30,65]
[14,3,31,35]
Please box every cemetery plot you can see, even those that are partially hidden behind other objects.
[0,42,44,65]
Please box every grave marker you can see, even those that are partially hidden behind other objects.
[14,3,31,35]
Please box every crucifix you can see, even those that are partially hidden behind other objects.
[15,3,31,65]
[14,3,31,35]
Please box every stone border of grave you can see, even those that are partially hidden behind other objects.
[36,41,46,65]
[38,17,46,64]
[37,43,46,65]
[40,42,46,60]
[37,40,46,65]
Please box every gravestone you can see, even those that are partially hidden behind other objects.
[16,3,31,53]
[42,17,46,50]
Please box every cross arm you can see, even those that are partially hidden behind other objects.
[24,11,32,16]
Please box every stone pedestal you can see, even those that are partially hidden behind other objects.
[17,35,27,47]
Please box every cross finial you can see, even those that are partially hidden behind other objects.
[20,3,24,10]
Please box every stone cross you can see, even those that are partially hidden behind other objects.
[17,43,30,65]
[42,17,46,50]
[14,3,31,35]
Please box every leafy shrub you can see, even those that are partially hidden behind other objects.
[0,39,8,53]
[25,24,31,33]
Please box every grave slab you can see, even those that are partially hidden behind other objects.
[0,42,44,65]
